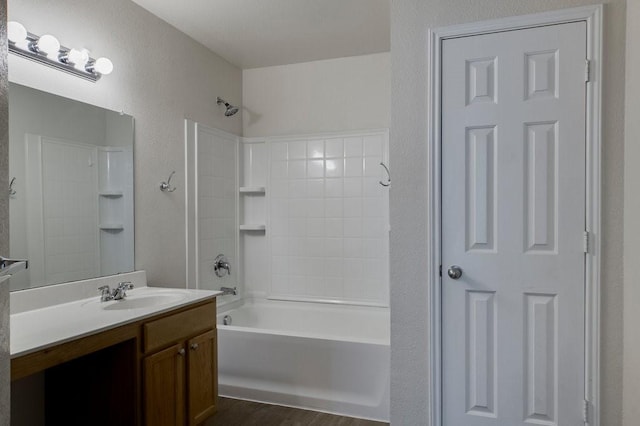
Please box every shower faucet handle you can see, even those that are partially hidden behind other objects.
[214,254,231,277]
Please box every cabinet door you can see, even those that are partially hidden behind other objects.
[187,330,217,425]
[144,342,186,426]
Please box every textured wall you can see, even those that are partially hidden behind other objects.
[8,0,243,288]
[0,0,9,423]
[390,1,626,424]
[624,1,640,425]
[242,53,390,137]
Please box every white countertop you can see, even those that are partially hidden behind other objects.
[11,286,221,358]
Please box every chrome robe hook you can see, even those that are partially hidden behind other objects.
[379,162,391,187]
[8,177,16,196]
[160,171,177,192]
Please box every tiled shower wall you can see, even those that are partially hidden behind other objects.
[267,131,389,305]
[197,127,237,291]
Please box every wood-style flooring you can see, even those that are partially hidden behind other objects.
[204,397,389,426]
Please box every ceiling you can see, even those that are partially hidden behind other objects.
[130,0,390,69]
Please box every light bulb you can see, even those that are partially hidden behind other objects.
[36,34,60,58]
[67,48,90,68]
[93,57,113,75]
[7,21,27,44]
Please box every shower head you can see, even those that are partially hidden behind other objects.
[217,97,239,117]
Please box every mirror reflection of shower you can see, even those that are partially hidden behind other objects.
[216,96,239,117]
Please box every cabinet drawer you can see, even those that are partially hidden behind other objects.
[144,302,216,353]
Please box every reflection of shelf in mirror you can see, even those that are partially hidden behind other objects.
[239,186,266,194]
[99,224,124,231]
[99,191,124,197]
[239,224,266,231]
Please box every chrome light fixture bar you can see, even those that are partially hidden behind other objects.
[8,21,113,83]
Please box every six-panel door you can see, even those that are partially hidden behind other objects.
[441,22,587,425]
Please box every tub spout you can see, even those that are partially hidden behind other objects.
[220,286,237,296]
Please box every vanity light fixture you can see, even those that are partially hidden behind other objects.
[8,21,113,82]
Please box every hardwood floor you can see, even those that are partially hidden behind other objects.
[204,397,389,426]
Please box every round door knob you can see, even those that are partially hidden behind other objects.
[178,348,185,356]
[190,343,199,350]
[447,265,463,280]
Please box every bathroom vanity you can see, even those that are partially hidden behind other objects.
[10,273,221,426]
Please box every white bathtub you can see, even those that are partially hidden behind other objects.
[217,299,390,421]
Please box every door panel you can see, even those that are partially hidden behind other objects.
[187,330,217,425]
[442,22,586,426]
[144,343,185,426]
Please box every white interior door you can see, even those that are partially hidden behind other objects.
[441,22,587,425]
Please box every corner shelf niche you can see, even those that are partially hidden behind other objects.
[240,141,267,235]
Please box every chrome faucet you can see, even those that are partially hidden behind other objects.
[220,286,237,296]
[98,281,134,302]
[112,281,134,300]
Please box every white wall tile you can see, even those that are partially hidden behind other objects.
[325,138,344,158]
[344,137,363,157]
[288,141,306,159]
[289,180,306,198]
[344,178,362,197]
[344,198,363,217]
[267,131,388,305]
[289,160,306,179]
[364,157,382,177]
[344,238,363,258]
[344,157,363,177]
[325,158,344,178]
[307,140,324,159]
[363,135,383,156]
[306,199,324,218]
[325,178,344,197]
[271,142,288,161]
[325,199,344,218]
[307,179,324,198]
[325,218,344,237]
[307,159,325,178]
[307,218,325,237]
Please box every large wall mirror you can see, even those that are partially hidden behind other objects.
[8,83,134,291]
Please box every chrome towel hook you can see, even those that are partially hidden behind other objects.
[8,177,16,196]
[160,171,177,192]
[379,162,391,187]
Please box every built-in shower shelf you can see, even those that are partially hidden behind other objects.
[99,191,124,197]
[99,223,124,231]
[239,186,266,194]
[239,224,266,231]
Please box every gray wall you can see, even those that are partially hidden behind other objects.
[242,52,390,137]
[8,0,243,288]
[390,1,626,424]
[0,0,9,423]
[624,1,640,425]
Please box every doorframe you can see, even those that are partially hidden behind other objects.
[426,5,603,426]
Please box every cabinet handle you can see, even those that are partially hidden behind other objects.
[190,343,199,350]
[178,348,185,356]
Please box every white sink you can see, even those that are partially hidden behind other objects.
[81,291,188,311]
[103,293,188,310]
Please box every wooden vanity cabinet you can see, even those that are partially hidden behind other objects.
[142,302,218,426]
[143,342,186,426]
[11,298,218,426]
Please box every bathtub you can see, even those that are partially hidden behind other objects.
[217,299,390,421]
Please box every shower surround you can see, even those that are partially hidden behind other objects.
[186,123,390,420]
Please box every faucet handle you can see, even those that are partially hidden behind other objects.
[118,281,133,290]
[98,285,112,302]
